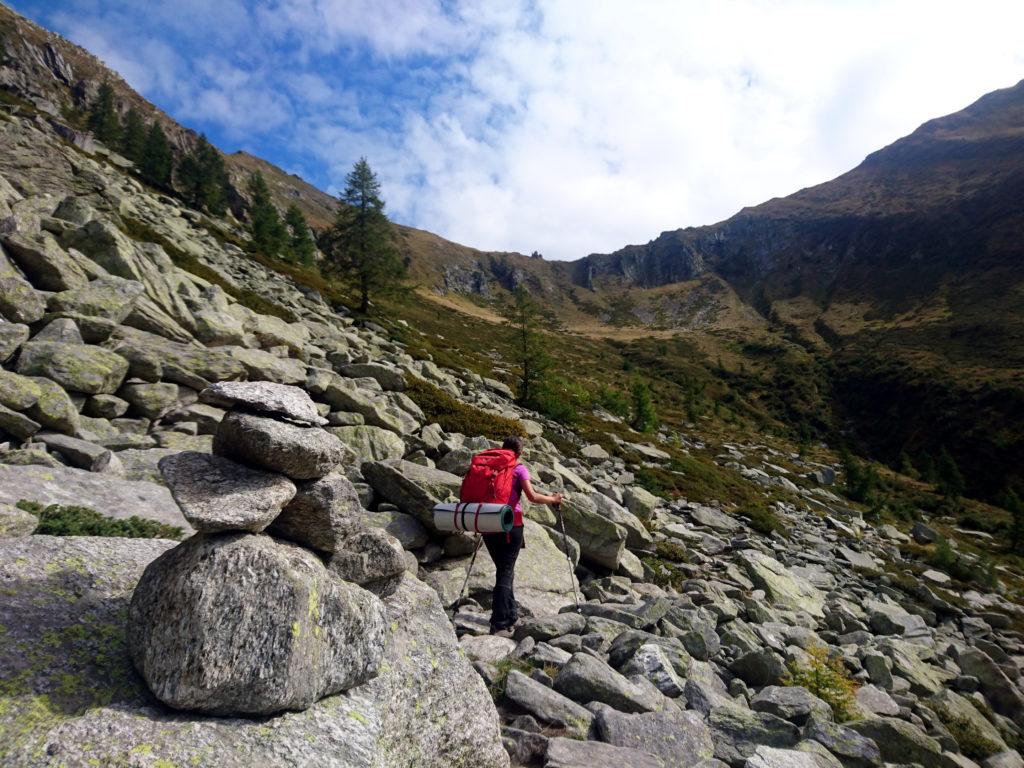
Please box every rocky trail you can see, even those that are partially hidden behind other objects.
[0,37,1022,768]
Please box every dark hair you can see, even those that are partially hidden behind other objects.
[502,435,524,456]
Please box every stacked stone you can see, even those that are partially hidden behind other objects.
[127,381,407,717]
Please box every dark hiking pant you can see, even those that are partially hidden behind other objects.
[483,525,524,630]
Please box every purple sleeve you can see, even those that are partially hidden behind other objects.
[515,464,530,484]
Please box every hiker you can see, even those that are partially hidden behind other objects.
[478,435,564,637]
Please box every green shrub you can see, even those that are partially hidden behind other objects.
[940,715,1005,760]
[595,386,631,419]
[639,555,688,591]
[404,376,526,440]
[489,656,532,700]
[733,504,786,537]
[783,645,860,722]
[654,539,690,563]
[16,500,184,540]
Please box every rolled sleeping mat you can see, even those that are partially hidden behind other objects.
[432,502,514,534]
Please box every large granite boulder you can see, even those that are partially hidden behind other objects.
[327,527,408,597]
[16,340,129,394]
[738,550,826,618]
[268,472,362,551]
[553,494,628,570]
[593,705,715,764]
[159,451,297,533]
[0,535,508,767]
[48,274,144,321]
[214,411,347,480]
[128,533,386,715]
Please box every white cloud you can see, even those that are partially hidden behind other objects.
[34,0,1024,261]
[364,0,1024,259]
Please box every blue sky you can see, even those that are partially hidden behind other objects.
[10,1,1024,260]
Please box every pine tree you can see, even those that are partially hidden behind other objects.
[631,380,659,433]
[246,171,288,257]
[285,204,316,265]
[178,135,230,215]
[326,158,405,313]
[120,107,146,164]
[936,447,965,502]
[87,81,121,145]
[503,284,550,407]
[139,121,172,187]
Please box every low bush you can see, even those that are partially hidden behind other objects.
[940,715,1006,760]
[404,376,526,441]
[654,539,690,563]
[17,500,184,540]
[783,645,859,722]
[733,503,786,537]
[639,555,688,591]
[489,656,532,699]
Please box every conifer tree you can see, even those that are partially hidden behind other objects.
[936,447,965,502]
[246,171,288,257]
[120,107,146,164]
[285,204,316,265]
[326,158,404,313]
[631,380,659,433]
[87,81,121,145]
[139,121,172,187]
[503,284,550,407]
[178,135,230,215]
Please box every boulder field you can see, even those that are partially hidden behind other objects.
[0,73,1021,768]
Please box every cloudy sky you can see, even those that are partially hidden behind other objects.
[11,1,1024,260]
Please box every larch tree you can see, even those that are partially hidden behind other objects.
[326,158,404,313]
[139,121,172,187]
[88,80,121,145]
[246,171,288,257]
[285,204,316,265]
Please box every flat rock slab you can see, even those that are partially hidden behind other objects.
[0,462,192,534]
[201,381,328,426]
[214,411,346,480]
[0,535,508,768]
[159,451,296,533]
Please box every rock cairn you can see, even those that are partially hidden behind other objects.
[127,380,407,716]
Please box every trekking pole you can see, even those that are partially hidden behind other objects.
[554,503,580,610]
[451,534,482,619]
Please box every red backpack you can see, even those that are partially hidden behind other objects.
[460,448,519,509]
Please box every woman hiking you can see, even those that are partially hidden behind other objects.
[481,436,564,637]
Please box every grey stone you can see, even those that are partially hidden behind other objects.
[128,532,386,715]
[0,535,508,767]
[0,321,30,361]
[545,737,664,768]
[327,527,407,597]
[622,486,660,520]
[0,274,46,323]
[214,411,347,480]
[158,451,296,533]
[0,369,41,410]
[201,380,327,426]
[731,648,789,688]
[912,521,939,543]
[853,684,899,717]
[745,746,830,768]
[0,501,37,536]
[24,376,80,433]
[33,432,115,472]
[845,717,942,765]
[505,670,593,736]
[750,687,832,725]
[84,393,129,418]
[621,642,687,697]
[363,509,430,550]
[926,689,1008,758]
[957,648,1024,726]
[16,340,128,394]
[331,424,406,462]
[554,652,663,713]
[362,459,462,528]
[49,274,143,320]
[594,705,715,764]
[738,550,825,618]
[268,472,362,552]
[708,705,800,765]
[555,494,627,570]
[340,362,406,391]
[514,613,588,642]
[119,381,179,419]
[3,233,88,292]
[803,714,882,768]
[0,402,41,438]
